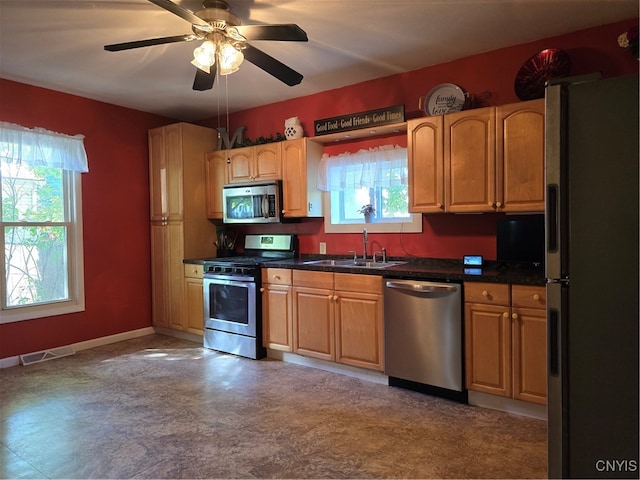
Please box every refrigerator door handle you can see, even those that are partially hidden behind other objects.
[547,184,559,253]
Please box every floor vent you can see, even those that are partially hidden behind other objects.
[20,346,75,366]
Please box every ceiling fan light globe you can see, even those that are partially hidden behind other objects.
[190,58,211,73]
[218,43,243,75]
[193,40,216,67]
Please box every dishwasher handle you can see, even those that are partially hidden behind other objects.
[385,281,458,296]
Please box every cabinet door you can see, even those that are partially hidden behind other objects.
[464,302,511,397]
[167,222,186,330]
[335,290,384,371]
[148,127,166,222]
[445,107,496,212]
[163,124,185,220]
[292,285,335,361]
[226,146,253,183]
[262,284,293,351]
[254,143,282,180]
[150,222,169,327]
[184,275,204,335]
[205,150,227,219]
[512,306,547,405]
[281,138,324,218]
[407,116,445,212]
[281,138,307,217]
[496,99,545,212]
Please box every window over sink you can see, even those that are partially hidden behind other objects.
[318,145,422,233]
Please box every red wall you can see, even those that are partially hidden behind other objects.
[203,18,639,259]
[0,18,637,358]
[0,80,173,358]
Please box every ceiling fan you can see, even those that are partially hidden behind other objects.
[104,0,308,91]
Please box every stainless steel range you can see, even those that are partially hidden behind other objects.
[203,234,297,359]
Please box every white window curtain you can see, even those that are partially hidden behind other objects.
[317,144,407,192]
[0,122,89,172]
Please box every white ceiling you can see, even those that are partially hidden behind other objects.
[0,0,637,122]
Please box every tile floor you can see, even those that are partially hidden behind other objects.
[1,334,547,479]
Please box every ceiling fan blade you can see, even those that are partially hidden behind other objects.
[104,34,195,52]
[193,68,216,91]
[234,24,308,42]
[148,0,210,28]
[243,44,303,86]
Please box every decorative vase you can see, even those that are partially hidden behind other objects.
[284,116,304,140]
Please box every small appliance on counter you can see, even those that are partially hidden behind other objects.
[202,234,297,359]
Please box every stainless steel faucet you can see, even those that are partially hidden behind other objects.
[362,228,368,260]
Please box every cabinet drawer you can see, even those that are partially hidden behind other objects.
[262,268,292,285]
[511,284,546,308]
[293,270,334,289]
[464,282,509,305]
[334,273,382,294]
[184,264,203,278]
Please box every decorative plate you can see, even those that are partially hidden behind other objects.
[514,48,570,101]
[420,83,466,116]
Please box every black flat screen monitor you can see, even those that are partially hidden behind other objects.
[496,215,545,268]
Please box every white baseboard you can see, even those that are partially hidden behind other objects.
[0,327,156,369]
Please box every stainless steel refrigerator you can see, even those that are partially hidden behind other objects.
[546,74,639,479]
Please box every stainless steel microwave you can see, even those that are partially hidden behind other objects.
[222,181,282,224]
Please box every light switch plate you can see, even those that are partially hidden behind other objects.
[319,242,326,254]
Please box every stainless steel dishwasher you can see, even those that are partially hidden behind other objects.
[384,279,465,400]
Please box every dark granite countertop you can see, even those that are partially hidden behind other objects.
[187,255,545,285]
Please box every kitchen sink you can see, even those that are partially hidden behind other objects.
[302,259,406,269]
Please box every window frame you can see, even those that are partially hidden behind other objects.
[1,169,85,323]
[322,191,422,234]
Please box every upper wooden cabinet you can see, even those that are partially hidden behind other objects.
[408,99,545,214]
[445,106,497,213]
[205,150,227,220]
[281,138,324,218]
[226,143,282,183]
[407,116,445,213]
[496,100,545,212]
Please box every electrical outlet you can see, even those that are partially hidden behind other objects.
[319,242,326,255]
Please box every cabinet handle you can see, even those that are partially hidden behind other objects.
[260,288,265,293]
[327,294,333,300]
[503,312,509,318]
[488,202,494,207]
[512,313,518,320]
[436,202,443,209]
[482,290,489,297]
[496,202,502,208]
[281,209,286,214]
[333,295,339,301]
[273,275,281,280]
[533,294,540,301]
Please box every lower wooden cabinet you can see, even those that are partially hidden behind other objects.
[261,268,294,351]
[184,264,204,336]
[464,282,547,405]
[334,273,384,371]
[262,268,384,371]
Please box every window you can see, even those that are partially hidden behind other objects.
[318,145,421,233]
[0,122,88,323]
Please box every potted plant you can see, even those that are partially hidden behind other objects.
[358,204,375,223]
